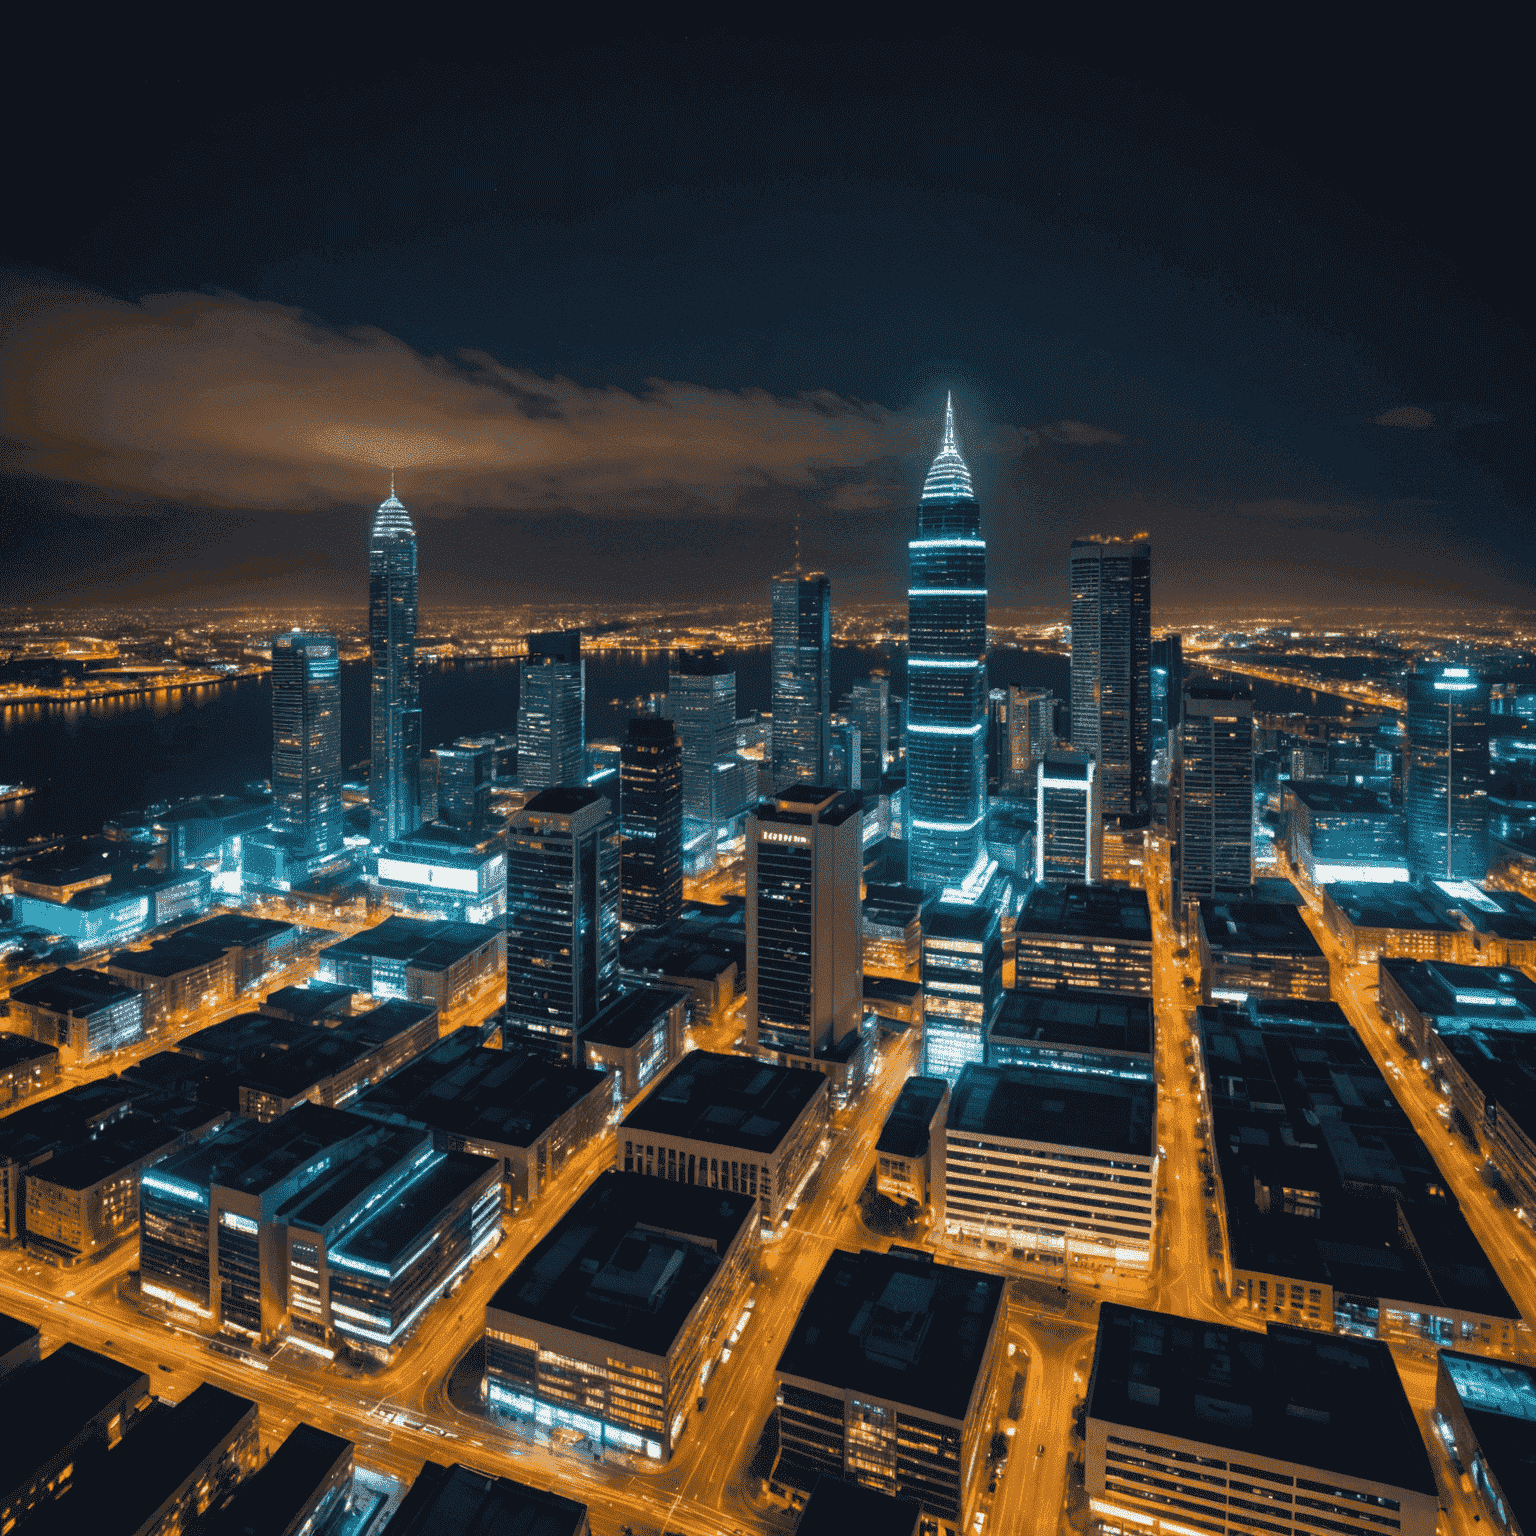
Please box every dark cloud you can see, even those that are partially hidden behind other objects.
[1374,405,1434,429]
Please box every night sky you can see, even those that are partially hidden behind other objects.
[1,22,1529,613]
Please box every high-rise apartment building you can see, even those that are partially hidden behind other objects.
[518,630,585,791]
[1405,665,1490,880]
[369,491,421,847]
[1175,682,1254,899]
[620,717,683,927]
[1037,750,1102,883]
[504,788,621,1063]
[667,650,740,827]
[1069,537,1152,821]
[747,786,863,1065]
[849,675,890,790]
[907,396,989,894]
[1149,633,1183,740]
[432,742,494,833]
[771,573,832,787]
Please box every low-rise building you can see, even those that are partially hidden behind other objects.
[257,981,353,1023]
[105,937,235,1035]
[389,1461,589,1536]
[173,913,300,993]
[862,883,924,975]
[1197,997,1524,1350]
[796,1475,923,1536]
[0,1034,58,1107]
[619,1050,828,1226]
[921,903,1003,1084]
[1196,896,1331,1002]
[1085,1302,1437,1536]
[1320,881,1468,965]
[7,967,144,1064]
[942,1062,1156,1270]
[375,821,508,926]
[191,1422,354,1536]
[10,865,212,951]
[317,916,505,1019]
[1416,878,1536,968]
[353,1029,610,1210]
[1013,883,1153,997]
[50,1382,260,1536]
[0,1343,152,1536]
[484,1171,758,1464]
[863,974,923,1033]
[775,1247,1004,1536]
[1284,780,1408,886]
[1378,958,1536,1227]
[986,987,1153,1080]
[875,1075,949,1215]
[1433,1350,1536,1536]
[577,985,688,1102]
[620,899,746,1018]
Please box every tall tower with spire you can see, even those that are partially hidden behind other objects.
[906,394,989,894]
[369,486,422,847]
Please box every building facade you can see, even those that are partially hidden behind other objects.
[1037,751,1102,883]
[368,491,422,848]
[1176,682,1255,899]
[518,630,585,791]
[771,572,832,787]
[850,675,891,790]
[920,903,1003,1084]
[620,717,684,927]
[906,397,989,894]
[1406,665,1491,881]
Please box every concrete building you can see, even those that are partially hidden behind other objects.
[1036,751,1102,884]
[1013,883,1154,996]
[874,1075,949,1216]
[484,1171,758,1463]
[618,1050,828,1226]
[193,1422,354,1536]
[518,630,585,793]
[389,1461,590,1536]
[943,1061,1156,1270]
[353,1029,610,1210]
[577,985,688,1102]
[8,968,145,1064]
[105,939,235,1036]
[920,903,1003,1084]
[863,883,924,975]
[775,1247,1004,1535]
[0,1035,58,1109]
[1283,781,1408,886]
[1175,682,1255,900]
[1085,1303,1437,1536]
[986,988,1153,1080]
[1320,881,1466,964]
[375,822,507,926]
[1433,1351,1536,1536]
[317,916,505,1018]
[1196,897,1331,1002]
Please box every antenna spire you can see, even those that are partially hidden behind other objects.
[389,466,396,498]
[943,390,956,451]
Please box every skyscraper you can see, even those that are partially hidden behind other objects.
[620,716,684,927]
[244,632,346,892]
[1405,665,1490,880]
[504,787,621,1063]
[770,572,831,787]
[667,650,739,827]
[906,395,988,893]
[1037,750,1102,883]
[518,630,585,791]
[1070,536,1152,821]
[1175,683,1254,899]
[747,786,863,1065]
[849,674,890,790]
[368,490,422,847]
[432,743,494,833]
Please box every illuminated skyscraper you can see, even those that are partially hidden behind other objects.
[771,572,831,787]
[667,650,739,827]
[518,630,585,791]
[1070,536,1152,821]
[620,716,684,927]
[1175,683,1254,899]
[1037,750,1102,883]
[906,395,988,894]
[1405,665,1490,880]
[432,742,493,833]
[849,674,890,790]
[368,491,422,847]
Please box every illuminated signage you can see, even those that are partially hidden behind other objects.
[377,857,481,893]
[758,831,809,845]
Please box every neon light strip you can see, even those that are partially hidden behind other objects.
[909,538,985,549]
[912,814,986,832]
[909,721,984,735]
[908,657,983,669]
[908,588,987,596]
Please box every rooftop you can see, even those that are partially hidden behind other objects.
[876,1077,949,1160]
[1381,959,1536,1024]
[948,1063,1153,1158]
[756,786,862,828]
[991,988,1153,1057]
[621,1050,826,1153]
[259,982,353,1022]
[0,1310,38,1361]
[1440,1351,1536,1536]
[388,1460,588,1536]
[1087,1303,1434,1495]
[178,913,296,949]
[1287,782,1395,814]
[795,1475,922,1536]
[193,1423,352,1536]
[278,1126,430,1234]
[1017,883,1152,942]
[319,916,500,966]
[520,786,606,817]
[0,1033,58,1072]
[923,902,1001,944]
[9,965,140,1015]
[776,1248,1002,1423]
[1199,899,1326,956]
[1324,883,1464,934]
[579,985,688,1050]
[487,1171,756,1358]
[147,1102,371,1199]
[106,935,230,978]
[328,1150,495,1266]
[25,1109,214,1193]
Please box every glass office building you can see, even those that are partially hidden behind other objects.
[1406,665,1490,881]
[518,630,585,791]
[906,395,989,894]
[849,675,891,790]
[771,573,832,787]
[368,491,422,848]
[620,716,684,927]
[1175,682,1254,899]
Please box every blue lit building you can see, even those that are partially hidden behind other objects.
[920,901,1003,1083]
[518,631,585,791]
[369,491,422,848]
[375,822,508,925]
[906,396,988,894]
[1406,665,1491,881]
[771,572,832,787]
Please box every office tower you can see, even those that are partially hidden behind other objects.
[1176,682,1254,898]
[518,630,585,791]
[849,675,890,789]
[1150,632,1183,739]
[1405,664,1491,880]
[906,395,989,893]
[828,720,861,790]
[771,571,832,786]
[1036,750,1102,883]
[369,490,422,847]
[747,786,863,1065]
[1069,536,1152,820]
[433,742,494,832]
[921,903,1003,1083]
[667,650,739,827]
[620,717,683,927]
[504,788,621,1063]
[997,686,1053,792]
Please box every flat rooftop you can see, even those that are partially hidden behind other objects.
[1325,882,1464,934]
[0,1033,57,1072]
[796,1475,922,1536]
[278,1126,429,1233]
[621,1050,825,1153]
[1087,1303,1434,1496]
[8,965,138,1015]
[949,1063,1153,1159]
[1440,1352,1536,1536]
[0,1310,38,1361]
[260,982,352,1021]
[579,985,687,1050]
[876,1077,948,1160]
[1200,899,1325,957]
[192,1422,351,1536]
[354,1033,608,1149]
[521,786,606,817]
[106,936,229,978]
[319,916,500,965]
[487,1171,756,1358]
[330,1150,495,1267]
[1017,883,1152,942]
[1381,958,1536,1024]
[991,988,1152,1056]
[1421,880,1536,940]
[388,1460,588,1536]
[0,1077,140,1162]
[923,903,999,944]
[178,912,295,948]
[147,1101,370,1198]
[25,1110,212,1193]
[756,786,862,828]
[1288,782,1394,814]
[776,1248,1002,1423]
